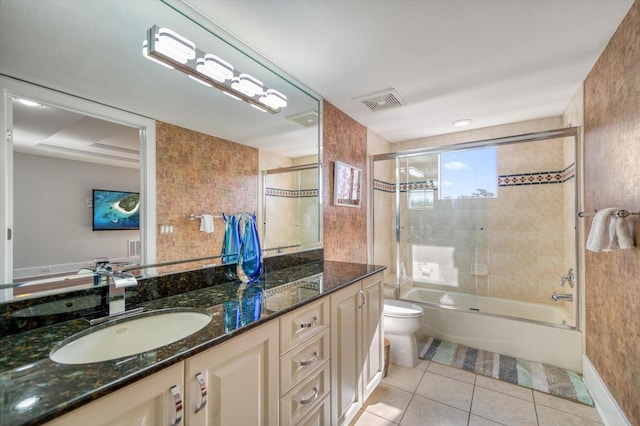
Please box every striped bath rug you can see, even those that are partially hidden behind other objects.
[419,337,594,406]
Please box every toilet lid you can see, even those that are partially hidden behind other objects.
[383,299,424,318]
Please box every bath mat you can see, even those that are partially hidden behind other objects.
[419,337,594,406]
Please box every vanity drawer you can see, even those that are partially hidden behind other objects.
[296,394,330,426]
[280,298,329,354]
[280,361,330,426]
[280,328,330,396]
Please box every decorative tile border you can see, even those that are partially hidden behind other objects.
[562,163,576,182]
[498,163,576,187]
[265,187,319,198]
[374,179,438,193]
[373,179,396,193]
[375,164,576,192]
[400,180,438,192]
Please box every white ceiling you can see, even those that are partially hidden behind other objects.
[1,0,634,166]
[186,0,634,142]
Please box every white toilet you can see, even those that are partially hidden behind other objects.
[383,299,424,368]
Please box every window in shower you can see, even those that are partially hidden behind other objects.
[439,147,497,199]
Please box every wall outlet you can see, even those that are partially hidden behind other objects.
[471,263,489,276]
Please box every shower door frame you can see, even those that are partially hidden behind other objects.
[261,162,322,255]
[370,127,583,331]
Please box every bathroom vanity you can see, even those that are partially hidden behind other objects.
[0,260,385,426]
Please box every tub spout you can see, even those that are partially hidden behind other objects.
[551,292,573,302]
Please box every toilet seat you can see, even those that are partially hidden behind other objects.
[383,300,423,318]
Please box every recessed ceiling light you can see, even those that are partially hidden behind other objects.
[16,98,42,107]
[452,119,472,127]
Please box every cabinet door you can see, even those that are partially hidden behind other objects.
[362,273,384,400]
[45,362,185,426]
[330,283,363,425]
[185,321,279,426]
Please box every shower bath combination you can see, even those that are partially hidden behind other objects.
[371,127,583,372]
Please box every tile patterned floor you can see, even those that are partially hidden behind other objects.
[351,360,603,426]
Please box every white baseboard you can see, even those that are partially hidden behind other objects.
[583,355,631,426]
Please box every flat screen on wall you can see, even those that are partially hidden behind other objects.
[92,189,140,231]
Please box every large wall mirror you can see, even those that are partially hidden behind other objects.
[0,0,322,300]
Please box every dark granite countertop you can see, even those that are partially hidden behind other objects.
[0,261,385,426]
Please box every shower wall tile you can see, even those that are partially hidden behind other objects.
[322,101,368,263]
[156,122,258,263]
[373,116,575,309]
[583,1,640,424]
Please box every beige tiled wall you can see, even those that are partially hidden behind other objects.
[371,117,578,307]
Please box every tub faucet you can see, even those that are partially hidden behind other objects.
[551,291,573,302]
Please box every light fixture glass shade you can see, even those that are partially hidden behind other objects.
[16,98,42,107]
[155,28,196,64]
[142,41,174,69]
[251,104,268,113]
[222,91,242,101]
[188,75,213,87]
[453,119,472,127]
[259,89,287,109]
[231,74,263,97]
[196,54,234,82]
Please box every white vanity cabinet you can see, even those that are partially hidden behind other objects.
[279,298,331,426]
[44,362,185,426]
[184,321,279,426]
[331,273,384,425]
[41,271,384,426]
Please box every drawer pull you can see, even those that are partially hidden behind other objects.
[169,385,183,426]
[299,316,317,329]
[194,372,208,413]
[300,351,319,367]
[299,387,318,405]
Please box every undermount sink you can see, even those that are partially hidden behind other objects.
[50,309,212,364]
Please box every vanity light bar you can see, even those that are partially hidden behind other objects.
[145,25,287,114]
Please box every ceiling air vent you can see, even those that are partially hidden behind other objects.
[357,89,406,112]
[287,110,319,128]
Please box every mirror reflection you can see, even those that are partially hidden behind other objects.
[0,0,322,301]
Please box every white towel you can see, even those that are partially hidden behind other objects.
[200,214,214,233]
[615,216,635,249]
[586,208,635,252]
[586,208,617,252]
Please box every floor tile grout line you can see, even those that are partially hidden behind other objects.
[397,392,419,425]
[376,363,601,426]
[533,396,602,421]
[466,379,476,426]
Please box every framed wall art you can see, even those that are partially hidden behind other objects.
[333,161,361,207]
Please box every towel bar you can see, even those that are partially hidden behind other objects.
[577,209,639,218]
[188,213,241,220]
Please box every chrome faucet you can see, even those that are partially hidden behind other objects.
[551,291,573,302]
[90,261,141,324]
[560,268,574,288]
[104,270,138,316]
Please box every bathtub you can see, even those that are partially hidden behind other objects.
[401,287,583,372]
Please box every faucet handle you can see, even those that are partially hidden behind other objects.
[560,268,575,288]
[111,271,138,288]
